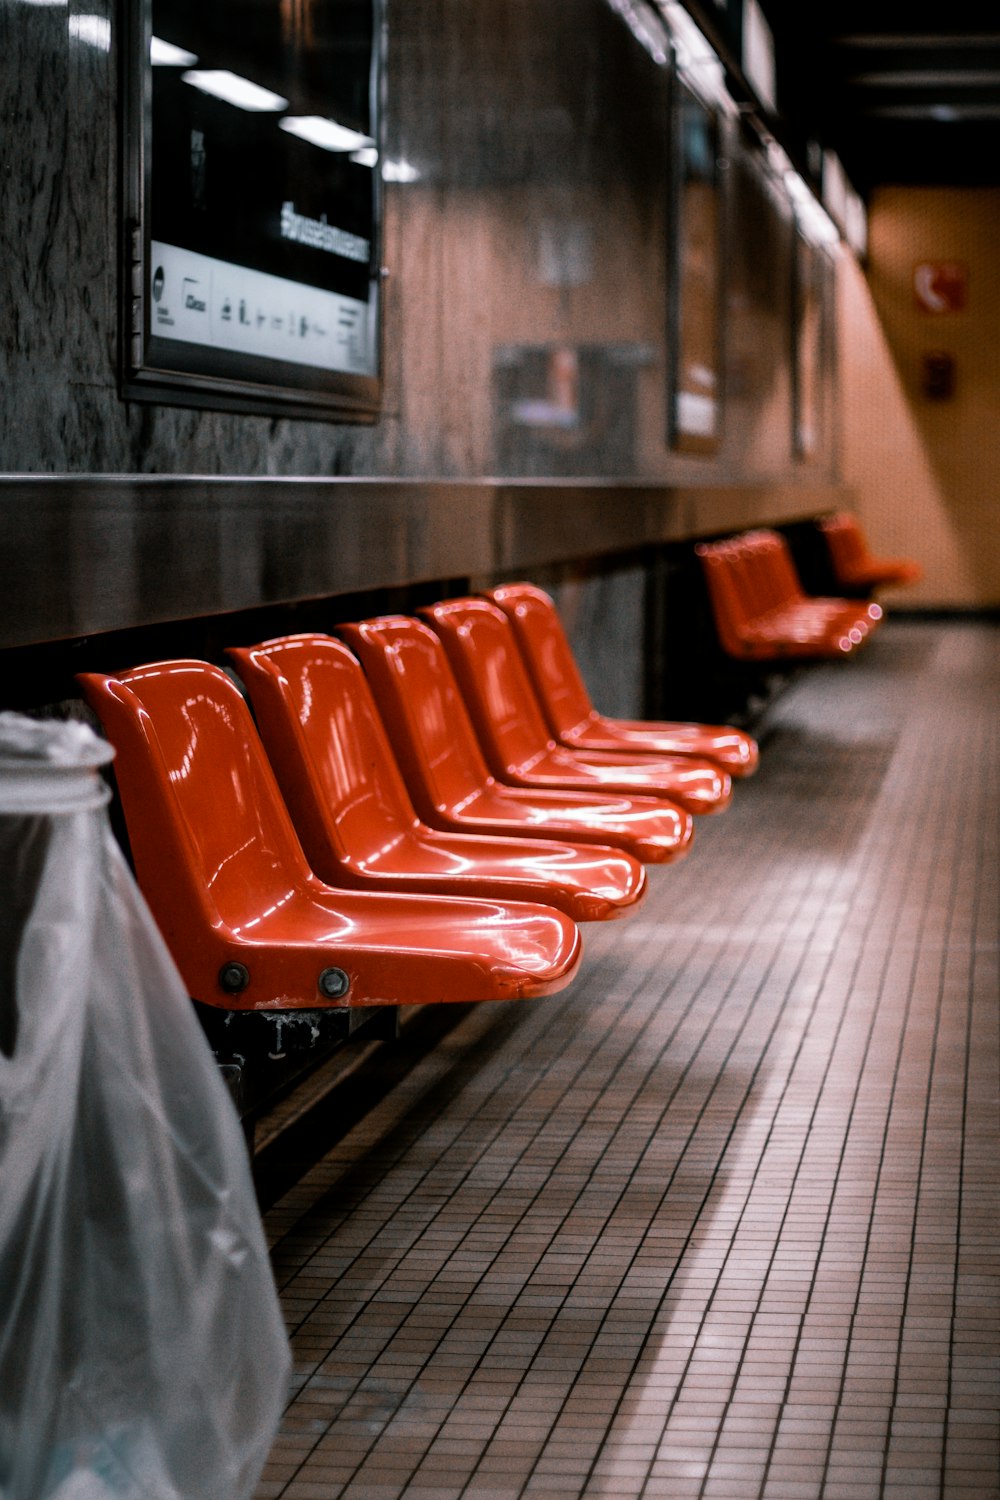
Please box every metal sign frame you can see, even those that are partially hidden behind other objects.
[121,0,384,422]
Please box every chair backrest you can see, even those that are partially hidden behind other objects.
[745,530,803,610]
[484,583,595,741]
[419,598,554,774]
[726,535,775,618]
[337,616,496,816]
[228,634,419,878]
[767,531,808,605]
[820,513,868,577]
[78,661,313,933]
[696,544,753,654]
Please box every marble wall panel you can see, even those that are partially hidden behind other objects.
[552,567,647,721]
[725,141,798,474]
[1,0,838,485]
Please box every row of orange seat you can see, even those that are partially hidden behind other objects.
[697,515,922,663]
[78,585,758,1017]
[697,528,884,661]
[818,512,923,596]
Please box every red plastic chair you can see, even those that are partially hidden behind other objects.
[745,531,882,639]
[228,634,645,923]
[338,617,694,864]
[419,598,732,815]
[697,531,881,661]
[820,512,922,594]
[77,661,581,1010]
[483,582,758,777]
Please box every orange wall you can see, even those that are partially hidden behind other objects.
[839,187,1000,608]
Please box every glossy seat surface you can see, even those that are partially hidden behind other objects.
[821,512,923,592]
[698,532,882,661]
[77,661,581,1009]
[484,582,758,777]
[747,532,869,624]
[419,598,732,815]
[228,634,645,922]
[338,617,694,864]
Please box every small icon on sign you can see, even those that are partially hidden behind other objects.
[239,299,249,325]
[221,297,232,320]
[257,310,267,327]
[152,266,165,302]
[183,278,206,313]
[914,261,967,314]
[299,315,309,337]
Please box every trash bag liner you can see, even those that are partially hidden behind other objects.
[0,714,290,1500]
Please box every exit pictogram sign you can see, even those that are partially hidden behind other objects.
[913,261,968,313]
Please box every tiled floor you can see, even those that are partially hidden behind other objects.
[254,620,999,1500]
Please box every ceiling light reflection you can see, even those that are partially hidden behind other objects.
[151,35,198,65]
[181,69,288,111]
[382,158,420,183]
[279,116,374,151]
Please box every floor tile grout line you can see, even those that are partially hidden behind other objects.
[603,627,983,1500]
[939,693,995,1490]
[317,881,817,1495]
[649,708,933,1500]
[319,792,875,1494]
[253,621,1000,1500]
[812,742,959,1498]
[266,945,659,1484]
[506,768,897,1500]
[722,843,925,1500]
[801,659,984,1500]
[265,888,779,1488]
[878,690,980,1499]
[271,660,917,1500]
[267,780,843,1319]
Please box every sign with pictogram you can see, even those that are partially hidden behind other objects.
[123,0,384,419]
[913,261,968,314]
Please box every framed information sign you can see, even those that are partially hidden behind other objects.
[123,0,383,419]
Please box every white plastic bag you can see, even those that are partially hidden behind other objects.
[0,714,291,1500]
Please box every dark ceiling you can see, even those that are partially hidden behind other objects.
[757,0,1000,196]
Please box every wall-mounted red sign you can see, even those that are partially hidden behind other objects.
[913,261,968,314]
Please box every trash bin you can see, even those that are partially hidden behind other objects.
[0,713,291,1500]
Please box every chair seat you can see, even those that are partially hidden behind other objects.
[839,559,922,590]
[698,531,884,662]
[483,737,732,814]
[483,582,759,777]
[78,661,581,1010]
[228,634,646,923]
[560,713,758,774]
[356,822,646,920]
[820,513,922,595]
[338,617,695,865]
[220,872,582,1003]
[445,780,695,861]
[419,598,731,814]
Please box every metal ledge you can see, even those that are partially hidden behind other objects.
[0,475,850,649]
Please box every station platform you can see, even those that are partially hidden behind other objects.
[253,619,999,1500]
